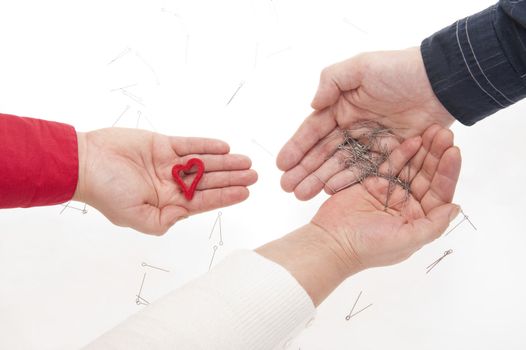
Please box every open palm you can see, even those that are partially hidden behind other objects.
[311,125,461,269]
[277,48,456,200]
[75,128,257,235]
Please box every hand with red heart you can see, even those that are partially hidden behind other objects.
[72,128,258,235]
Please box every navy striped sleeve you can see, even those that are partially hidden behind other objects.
[421,1,526,125]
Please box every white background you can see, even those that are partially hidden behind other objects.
[0,0,525,349]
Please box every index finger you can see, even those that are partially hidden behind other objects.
[171,137,230,156]
[276,109,336,171]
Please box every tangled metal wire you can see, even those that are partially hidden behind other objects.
[327,121,411,210]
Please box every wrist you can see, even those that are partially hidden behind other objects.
[72,131,88,203]
[256,223,363,306]
[415,46,456,127]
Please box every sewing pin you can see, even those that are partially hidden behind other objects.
[208,245,218,271]
[345,291,373,321]
[141,262,170,273]
[426,249,453,274]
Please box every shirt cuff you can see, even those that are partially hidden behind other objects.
[421,5,526,125]
[83,250,316,350]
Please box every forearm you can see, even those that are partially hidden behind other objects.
[84,251,315,349]
[256,223,361,306]
[421,1,526,125]
[83,224,359,349]
[0,113,78,208]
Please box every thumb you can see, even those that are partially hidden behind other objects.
[311,56,363,110]
[409,203,461,246]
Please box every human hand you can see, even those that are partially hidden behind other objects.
[73,128,257,235]
[277,47,456,200]
[311,125,461,271]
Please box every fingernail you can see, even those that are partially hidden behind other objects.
[449,205,461,222]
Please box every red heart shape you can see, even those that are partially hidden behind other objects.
[172,158,205,200]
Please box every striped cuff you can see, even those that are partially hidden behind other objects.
[421,5,526,125]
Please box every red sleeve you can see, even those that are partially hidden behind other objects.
[0,113,78,208]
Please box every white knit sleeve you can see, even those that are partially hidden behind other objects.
[82,250,316,350]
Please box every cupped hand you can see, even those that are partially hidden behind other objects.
[74,128,257,235]
[311,125,461,270]
[277,48,456,200]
